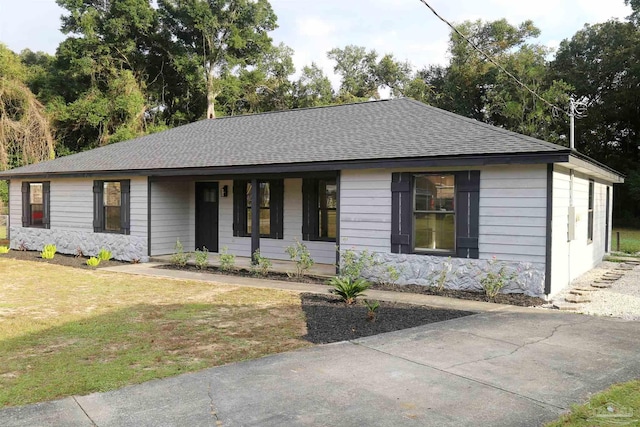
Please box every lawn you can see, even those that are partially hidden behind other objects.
[612,228,640,254]
[0,259,310,407]
[546,380,640,426]
[0,225,5,240]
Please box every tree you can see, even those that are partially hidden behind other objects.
[158,0,278,118]
[327,45,380,101]
[0,44,55,171]
[292,63,334,108]
[551,19,640,222]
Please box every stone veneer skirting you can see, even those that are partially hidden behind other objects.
[362,252,545,297]
[10,227,148,262]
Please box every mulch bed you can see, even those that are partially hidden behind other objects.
[0,249,128,269]
[371,282,546,307]
[300,293,473,343]
[158,264,545,307]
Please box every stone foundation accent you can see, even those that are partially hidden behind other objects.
[362,253,545,297]
[10,227,148,262]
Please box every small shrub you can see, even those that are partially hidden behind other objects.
[431,257,456,292]
[0,246,9,254]
[218,246,236,272]
[97,248,112,261]
[329,276,371,305]
[40,244,56,259]
[250,249,272,277]
[285,239,314,279]
[75,247,84,258]
[479,257,516,300]
[382,265,402,286]
[194,247,209,270]
[86,257,101,267]
[17,241,27,251]
[131,258,141,264]
[339,249,377,280]
[170,239,191,267]
[364,300,380,322]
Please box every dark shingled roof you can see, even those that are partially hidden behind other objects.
[1,98,570,177]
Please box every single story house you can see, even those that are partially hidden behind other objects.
[0,99,624,297]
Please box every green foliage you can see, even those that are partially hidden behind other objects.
[86,257,101,267]
[170,239,191,267]
[339,249,377,281]
[0,246,9,254]
[364,299,380,321]
[251,250,272,277]
[328,276,371,305]
[40,244,56,260]
[194,247,209,270]
[97,248,112,261]
[285,239,314,279]
[431,257,456,292]
[479,258,516,299]
[0,180,8,210]
[382,265,402,286]
[218,246,235,272]
[613,228,640,255]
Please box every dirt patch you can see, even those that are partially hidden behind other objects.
[300,293,473,344]
[156,263,328,284]
[0,250,129,269]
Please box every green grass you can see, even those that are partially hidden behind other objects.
[0,225,6,240]
[546,380,640,426]
[0,259,310,407]
[612,228,640,254]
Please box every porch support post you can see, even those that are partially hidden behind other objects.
[251,178,260,264]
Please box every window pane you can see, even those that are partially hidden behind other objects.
[415,175,454,211]
[319,209,336,239]
[246,183,253,208]
[414,213,455,251]
[29,183,43,204]
[260,182,270,208]
[104,206,121,232]
[260,208,270,235]
[31,204,43,226]
[104,182,121,207]
[247,207,252,233]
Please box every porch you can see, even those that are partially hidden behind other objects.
[150,253,336,278]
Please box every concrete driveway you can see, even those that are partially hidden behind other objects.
[2,307,639,427]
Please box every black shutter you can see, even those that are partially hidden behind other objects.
[120,180,131,235]
[93,181,104,232]
[42,182,50,229]
[301,178,318,241]
[270,179,284,239]
[232,180,248,237]
[391,172,413,254]
[455,170,480,259]
[21,182,29,227]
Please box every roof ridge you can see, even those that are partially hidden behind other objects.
[401,97,570,152]
[209,98,396,121]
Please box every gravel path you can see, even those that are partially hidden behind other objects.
[554,260,640,320]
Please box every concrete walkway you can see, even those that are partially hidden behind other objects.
[2,264,639,426]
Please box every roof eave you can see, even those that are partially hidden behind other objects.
[0,151,571,180]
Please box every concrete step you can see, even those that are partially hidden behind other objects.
[565,294,592,304]
[570,289,596,296]
[591,282,613,288]
[552,302,581,311]
[574,286,599,292]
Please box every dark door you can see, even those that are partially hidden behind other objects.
[196,182,219,252]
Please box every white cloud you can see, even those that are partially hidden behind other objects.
[295,17,336,38]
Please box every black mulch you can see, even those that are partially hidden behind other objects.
[0,250,128,269]
[300,293,473,344]
[155,263,328,284]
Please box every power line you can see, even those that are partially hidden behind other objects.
[416,0,567,117]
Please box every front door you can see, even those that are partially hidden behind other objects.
[195,182,219,252]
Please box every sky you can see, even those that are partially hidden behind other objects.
[0,0,633,89]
